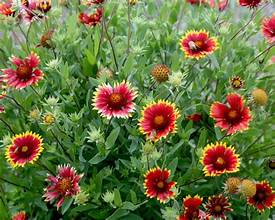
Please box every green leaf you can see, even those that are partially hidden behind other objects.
[61,197,74,215]
[197,128,207,149]
[106,208,129,220]
[130,190,137,204]
[105,127,120,150]
[113,188,123,208]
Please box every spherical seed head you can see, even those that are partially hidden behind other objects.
[252,89,268,106]
[225,177,242,194]
[239,179,256,197]
[151,64,171,83]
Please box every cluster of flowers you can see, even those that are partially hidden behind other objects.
[0,0,274,219]
[0,0,51,22]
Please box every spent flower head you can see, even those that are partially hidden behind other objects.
[168,71,186,87]
[87,126,104,143]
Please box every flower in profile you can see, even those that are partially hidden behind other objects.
[239,179,256,197]
[92,81,137,119]
[239,0,261,8]
[200,142,240,176]
[79,8,103,26]
[230,76,244,90]
[186,113,202,122]
[224,177,241,194]
[208,0,229,11]
[180,30,218,59]
[205,194,232,219]
[210,93,251,135]
[144,167,176,203]
[1,52,43,89]
[0,0,15,16]
[43,164,83,210]
[85,0,105,5]
[37,0,52,13]
[262,15,275,44]
[178,195,205,220]
[139,100,180,141]
[252,88,268,106]
[37,30,54,48]
[186,0,207,5]
[12,211,27,220]
[151,64,171,83]
[247,181,275,212]
[6,131,44,167]
[21,0,44,22]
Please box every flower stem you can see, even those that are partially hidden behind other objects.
[0,117,15,135]
[30,85,42,99]
[5,95,26,112]
[0,176,31,191]
[103,16,119,72]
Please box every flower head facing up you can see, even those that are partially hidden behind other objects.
[178,195,205,220]
[139,100,180,141]
[144,167,176,203]
[210,93,251,135]
[262,15,275,44]
[6,131,44,168]
[205,194,232,219]
[79,8,103,26]
[43,164,83,210]
[180,30,218,59]
[247,181,275,212]
[93,81,137,119]
[12,211,27,220]
[2,52,43,89]
[201,142,240,176]
[0,0,14,16]
[230,76,244,90]
[239,0,261,8]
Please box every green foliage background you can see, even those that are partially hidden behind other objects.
[0,0,274,219]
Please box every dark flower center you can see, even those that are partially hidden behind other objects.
[58,178,72,192]
[189,40,204,51]
[108,92,124,109]
[157,181,164,189]
[17,65,32,79]
[227,110,238,119]
[214,205,222,213]
[268,160,275,169]
[216,157,225,165]
[153,115,168,130]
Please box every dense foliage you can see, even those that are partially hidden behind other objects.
[0,0,274,219]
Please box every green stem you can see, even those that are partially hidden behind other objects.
[0,117,15,135]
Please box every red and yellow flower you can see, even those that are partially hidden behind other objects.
[92,81,137,119]
[180,30,218,59]
[200,142,240,176]
[139,100,180,141]
[12,211,27,220]
[205,194,232,219]
[210,93,252,135]
[79,8,103,26]
[37,0,52,13]
[0,0,14,16]
[1,52,44,89]
[43,164,83,210]
[178,195,206,220]
[144,167,176,203]
[247,181,275,212]
[261,15,275,44]
[239,0,261,8]
[6,131,44,168]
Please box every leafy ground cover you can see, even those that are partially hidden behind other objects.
[0,0,274,219]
